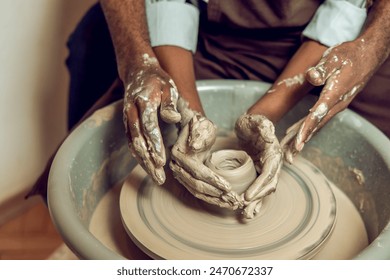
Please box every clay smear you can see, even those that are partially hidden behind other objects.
[277,73,305,87]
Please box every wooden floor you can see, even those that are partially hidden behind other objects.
[0,202,64,260]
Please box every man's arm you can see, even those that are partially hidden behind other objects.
[246,0,368,123]
[101,0,202,114]
[283,0,390,160]
[100,0,153,80]
[100,0,182,185]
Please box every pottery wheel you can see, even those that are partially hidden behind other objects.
[119,138,337,259]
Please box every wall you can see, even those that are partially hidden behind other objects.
[0,0,96,218]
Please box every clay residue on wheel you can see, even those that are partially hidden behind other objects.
[302,146,378,240]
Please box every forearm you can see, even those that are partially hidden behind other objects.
[100,0,154,81]
[154,45,204,114]
[359,0,390,67]
[247,40,327,123]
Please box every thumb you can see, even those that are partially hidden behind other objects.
[306,48,342,86]
[160,79,181,123]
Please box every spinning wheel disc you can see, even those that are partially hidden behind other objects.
[119,156,337,260]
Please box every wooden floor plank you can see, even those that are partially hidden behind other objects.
[0,202,64,260]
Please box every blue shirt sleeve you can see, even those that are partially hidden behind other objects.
[302,0,367,47]
[145,0,199,53]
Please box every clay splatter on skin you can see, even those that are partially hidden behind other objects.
[125,77,162,161]
[341,84,361,101]
[161,79,181,123]
[142,53,158,66]
[311,103,328,121]
[277,73,305,87]
[122,53,169,185]
[342,59,353,67]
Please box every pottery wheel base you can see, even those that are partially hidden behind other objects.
[118,136,347,259]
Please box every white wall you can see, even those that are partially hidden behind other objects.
[0,0,96,211]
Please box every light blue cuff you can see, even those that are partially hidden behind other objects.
[145,1,199,53]
[302,0,367,47]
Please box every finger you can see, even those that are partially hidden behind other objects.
[280,119,303,151]
[243,199,263,219]
[170,161,223,197]
[283,147,294,164]
[170,161,240,209]
[284,117,305,136]
[244,154,282,201]
[295,65,358,149]
[306,48,342,86]
[135,90,166,168]
[176,177,238,210]
[130,140,166,185]
[280,119,304,164]
[282,142,296,164]
[293,103,328,151]
[248,176,279,202]
[125,101,166,184]
[282,137,300,164]
[254,200,263,214]
[188,115,217,152]
[171,147,231,192]
[301,97,354,143]
[160,79,181,123]
[222,192,242,208]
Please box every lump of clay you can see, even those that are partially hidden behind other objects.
[205,149,257,194]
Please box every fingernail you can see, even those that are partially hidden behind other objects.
[244,191,255,201]
[284,150,294,164]
[296,141,304,152]
[309,69,321,79]
[307,68,323,85]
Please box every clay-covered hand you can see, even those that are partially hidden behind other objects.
[123,54,181,185]
[170,98,240,209]
[281,39,381,163]
[235,114,283,218]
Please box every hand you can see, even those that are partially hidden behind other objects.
[235,114,283,219]
[170,98,240,209]
[281,39,381,162]
[123,55,181,185]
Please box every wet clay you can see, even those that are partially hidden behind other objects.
[205,149,257,194]
[86,167,367,260]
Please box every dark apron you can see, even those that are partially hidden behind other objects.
[194,0,323,81]
[194,0,390,136]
